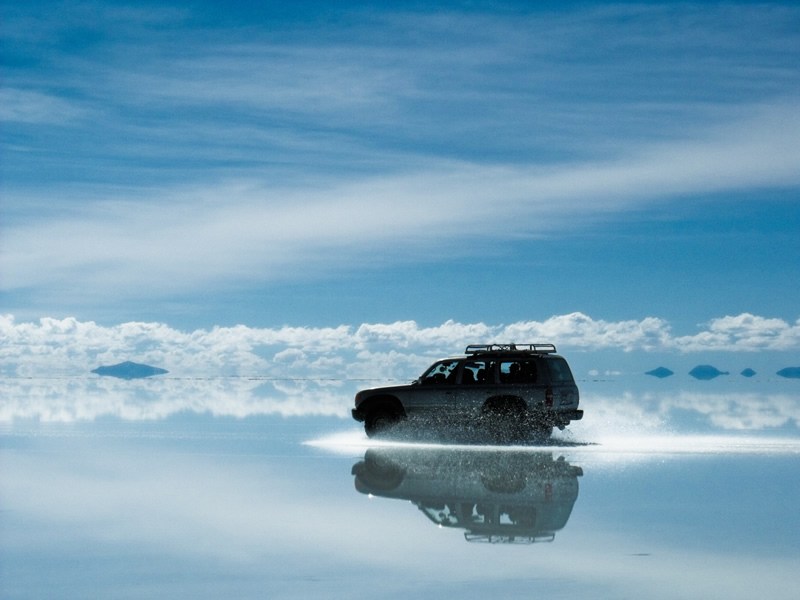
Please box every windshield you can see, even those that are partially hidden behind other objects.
[419,360,459,384]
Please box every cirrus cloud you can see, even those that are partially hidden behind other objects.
[3,101,800,301]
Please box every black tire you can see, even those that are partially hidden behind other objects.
[483,400,527,444]
[364,404,403,438]
[531,422,552,441]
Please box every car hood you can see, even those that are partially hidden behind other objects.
[355,382,416,403]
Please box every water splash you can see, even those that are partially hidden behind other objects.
[306,427,800,459]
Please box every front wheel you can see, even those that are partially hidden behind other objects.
[364,406,403,438]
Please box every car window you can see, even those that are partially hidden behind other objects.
[546,357,574,383]
[499,359,538,384]
[419,360,460,384]
[460,360,494,384]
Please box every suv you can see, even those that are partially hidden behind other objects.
[352,344,582,441]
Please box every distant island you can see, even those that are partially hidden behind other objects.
[645,367,674,379]
[777,367,800,379]
[91,361,168,380]
[740,368,756,378]
[688,365,729,380]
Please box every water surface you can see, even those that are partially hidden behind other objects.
[1,377,798,599]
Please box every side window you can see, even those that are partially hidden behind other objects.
[499,360,538,384]
[460,360,494,384]
[419,360,460,385]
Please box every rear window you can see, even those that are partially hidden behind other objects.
[546,357,575,383]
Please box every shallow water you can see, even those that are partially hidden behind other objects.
[1,377,799,599]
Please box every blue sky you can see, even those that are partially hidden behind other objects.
[2,1,799,363]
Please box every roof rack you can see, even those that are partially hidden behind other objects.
[465,343,557,355]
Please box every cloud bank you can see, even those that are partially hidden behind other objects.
[2,376,798,433]
[2,312,799,378]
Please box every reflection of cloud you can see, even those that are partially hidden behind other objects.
[0,378,355,422]
[1,377,798,433]
[664,391,800,430]
[581,391,800,432]
[4,421,799,599]
[2,313,800,378]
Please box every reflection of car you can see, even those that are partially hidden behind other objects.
[351,344,582,440]
[352,447,583,544]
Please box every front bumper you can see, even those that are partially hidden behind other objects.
[351,408,366,422]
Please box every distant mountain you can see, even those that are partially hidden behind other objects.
[91,361,168,380]
[645,367,674,379]
[777,367,800,379]
[740,368,757,378]
[689,365,729,380]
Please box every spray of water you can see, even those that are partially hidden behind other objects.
[306,425,800,459]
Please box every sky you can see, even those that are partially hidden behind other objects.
[1,1,799,373]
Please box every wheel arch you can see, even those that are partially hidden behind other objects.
[481,394,528,413]
[360,394,406,417]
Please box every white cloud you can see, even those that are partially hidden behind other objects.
[5,311,797,430]
[2,312,799,380]
[674,314,800,352]
[504,314,673,352]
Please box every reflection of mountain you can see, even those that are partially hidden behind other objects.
[91,361,168,380]
[352,448,582,544]
[689,365,729,380]
[647,366,793,379]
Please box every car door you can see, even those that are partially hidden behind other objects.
[455,358,496,415]
[405,359,460,416]
[498,358,544,408]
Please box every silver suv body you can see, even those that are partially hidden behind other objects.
[352,344,582,441]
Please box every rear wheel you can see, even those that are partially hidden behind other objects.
[531,422,552,441]
[482,400,527,444]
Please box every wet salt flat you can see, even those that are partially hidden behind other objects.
[2,377,799,599]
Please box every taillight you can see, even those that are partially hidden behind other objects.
[545,386,553,407]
